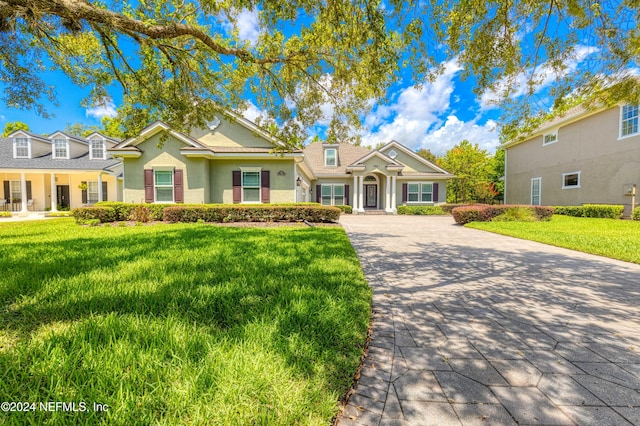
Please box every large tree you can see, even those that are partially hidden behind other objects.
[1,1,638,143]
[2,120,29,136]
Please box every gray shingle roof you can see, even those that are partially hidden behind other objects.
[303,141,372,175]
[0,138,121,171]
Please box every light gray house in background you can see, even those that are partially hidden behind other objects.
[502,104,640,216]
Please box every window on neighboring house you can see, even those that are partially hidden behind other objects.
[407,183,433,202]
[87,181,100,204]
[531,178,541,205]
[562,172,581,189]
[90,140,105,159]
[621,105,639,137]
[53,139,68,159]
[154,170,174,202]
[543,131,558,145]
[321,184,344,206]
[324,148,337,167]
[242,171,261,202]
[10,181,22,202]
[14,138,29,158]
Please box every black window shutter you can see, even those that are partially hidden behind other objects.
[174,169,184,203]
[261,170,270,203]
[102,181,108,202]
[316,185,321,203]
[144,170,154,203]
[81,181,88,204]
[26,181,32,200]
[3,181,9,202]
[402,183,408,203]
[232,170,242,203]
[433,183,439,202]
[344,185,350,206]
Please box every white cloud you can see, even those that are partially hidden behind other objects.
[0,114,6,122]
[240,101,265,122]
[222,8,260,45]
[426,116,499,154]
[86,100,117,120]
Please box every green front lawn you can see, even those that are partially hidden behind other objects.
[467,215,640,264]
[0,219,371,425]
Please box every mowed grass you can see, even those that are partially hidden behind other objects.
[467,215,640,264]
[0,219,371,425]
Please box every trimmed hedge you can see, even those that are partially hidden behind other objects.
[452,204,554,225]
[632,206,640,220]
[441,203,469,214]
[335,205,353,214]
[71,206,116,224]
[397,205,445,215]
[163,205,341,223]
[553,204,624,219]
[96,202,165,221]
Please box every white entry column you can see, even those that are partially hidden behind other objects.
[352,175,358,211]
[391,176,397,213]
[358,175,365,214]
[97,173,103,202]
[20,173,27,212]
[50,173,58,212]
[385,175,392,213]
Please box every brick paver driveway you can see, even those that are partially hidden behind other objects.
[338,215,640,426]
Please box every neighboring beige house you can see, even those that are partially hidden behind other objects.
[108,112,453,212]
[1,131,122,213]
[502,104,640,215]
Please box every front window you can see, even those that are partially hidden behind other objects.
[408,183,433,203]
[621,105,639,137]
[90,140,105,159]
[324,149,337,167]
[321,184,345,206]
[155,170,174,202]
[543,131,558,145]
[54,139,68,159]
[531,178,541,206]
[87,181,99,204]
[14,138,29,158]
[242,171,261,202]
[10,181,22,202]
[562,172,581,189]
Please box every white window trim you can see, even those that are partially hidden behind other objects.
[89,139,106,160]
[240,167,262,204]
[153,168,175,203]
[562,171,581,189]
[324,148,337,167]
[320,184,345,206]
[86,181,100,204]
[619,104,640,140]
[13,138,31,159]
[531,177,542,206]
[53,138,70,159]
[542,130,558,146]
[407,182,434,204]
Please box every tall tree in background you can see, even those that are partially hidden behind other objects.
[439,140,496,203]
[416,148,438,164]
[1,1,639,142]
[2,121,29,136]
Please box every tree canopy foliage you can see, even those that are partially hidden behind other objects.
[2,120,29,136]
[1,0,638,144]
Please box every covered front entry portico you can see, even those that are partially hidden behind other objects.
[352,172,397,214]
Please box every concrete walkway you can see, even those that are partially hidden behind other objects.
[338,215,640,426]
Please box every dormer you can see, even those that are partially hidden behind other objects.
[49,131,70,159]
[9,130,51,159]
[323,144,338,167]
[87,133,107,160]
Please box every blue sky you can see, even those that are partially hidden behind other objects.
[0,7,601,155]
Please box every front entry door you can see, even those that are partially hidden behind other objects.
[365,184,377,208]
[57,185,70,209]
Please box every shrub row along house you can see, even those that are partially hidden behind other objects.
[502,104,640,216]
[2,111,453,213]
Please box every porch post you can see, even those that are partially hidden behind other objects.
[385,175,391,212]
[20,172,27,212]
[50,173,58,212]
[391,176,397,213]
[358,175,365,213]
[97,173,103,202]
[352,175,358,211]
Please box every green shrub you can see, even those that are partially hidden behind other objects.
[492,206,538,222]
[0,211,11,218]
[335,205,353,214]
[452,204,554,224]
[397,205,446,215]
[163,205,340,223]
[129,205,152,223]
[71,207,116,224]
[554,204,624,219]
[45,211,72,217]
[633,206,640,220]
[441,203,469,214]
